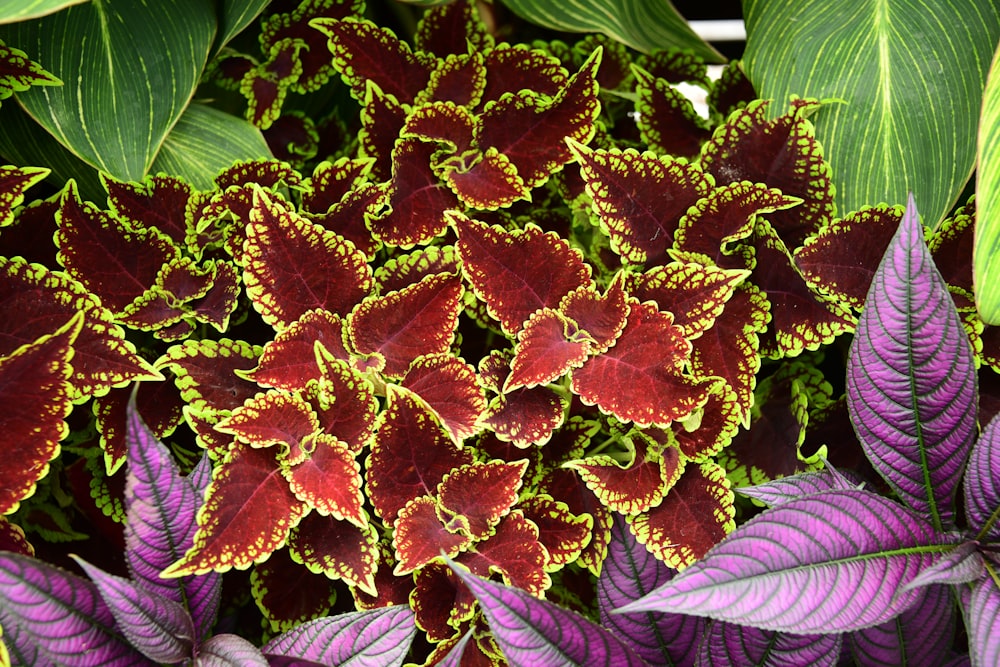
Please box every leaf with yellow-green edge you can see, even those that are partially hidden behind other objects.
[567,430,685,515]
[976,44,1000,324]
[505,308,593,392]
[243,188,373,329]
[0,256,162,400]
[251,548,337,634]
[0,0,216,182]
[241,310,350,392]
[415,0,493,57]
[288,510,379,597]
[283,432,365,527]
[401,353,486,446]
[628,460,735,569]
[375,245,460,294]
[537,467,612,576]
[633,65,712,159]
[518,494,593,570]
[482,43,568,103]
[0,313,79,515]
[393,495,473,575]
[240,38,303,130]
[306,353,379,454]
[157,337,262,415]
[439,146,530,210]
[0,165,48,228]
[670,383,742,462]
[416,51,487,107]
[744,0,1000,231]
[161,442,309,578]
[570,141,714,268]
[437,460,529,540]
[498,0,723,62]
[214,390,320,451]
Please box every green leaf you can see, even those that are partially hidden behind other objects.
[0,0,216,182]
[150,103,272,191]
[215,0,270,56]
[976,44,1000,324]
[743,0,1000,228]
[0,0,85,24]
[497,0,723,62]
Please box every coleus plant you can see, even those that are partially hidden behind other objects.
[0,0,998,664]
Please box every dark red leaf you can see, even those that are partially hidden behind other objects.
[506,308,592,392]
[457,510,551,596]
[420,52,487,107]
[159,338,262,414]
[518,494,593,569]
[437,460,529,539]
[251,548,336,632]
[374,245,461,294]
[393,495,473,574]
[670,383,742,461]
[537,468,612,576]
[247,310,350,391]
[285,432,365,526]
[0,517,33,556]
[634,67,711,159]
[104,174,191,246]
[94,380,185,475]
[928,198,975,292]
[359,82,410,183]
[307,354,378,453]
[0,165,49,227]
[558,277,629,352]
[481,44,567,104]
[415,0,493,57]
[215,390,319,450]
[214,159,304,191]
[439,147,530,210]
[707,60,756,119]
[301,157,374,215]
[0,41,60,99]
[288,511,379,596]
[401,353,486,445]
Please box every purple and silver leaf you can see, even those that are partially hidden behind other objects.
[262,605,415,666]
[964,413,1000,542]
[736,464,859,507]
[900,541,984,591]
[195,634,269,667]
[436,629,473,667]
[848,584,955,667]
[697,620,841,667]
[598,512,704,666]
[846,195,977,530]
[186,451,214,499]
[966,574,1000,667]
[0,551,152,666]
[124,398,221,640]
[448,558,648,667]
[617,489,953,634]
[73,556,194,664]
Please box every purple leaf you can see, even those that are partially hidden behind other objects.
[597,512,704,665]
[736,464,859,507]
[264,657,327,667]
[0,551,152,666]
[964,413,1000,542]
[262,605,415,666]
[849,584,955,667]
[617,489,954,633]
[195,634,269,667]
[901,542,984,591]
[186,451,214,499]
[846,194,977,530]
[73,556,194,664]
[447,558,648,667]
[435,629,473,667]
[697,620,841,666]
[124,397,221,640]
[966,574,1000,667]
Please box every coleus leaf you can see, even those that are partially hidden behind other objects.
[0,39,60,100]
[251,548,335,633]
[124,401,220,641]
[482,43,568,102]
[0,165,48,227]
[0,552,150,666]
[848,583,955,667]
[570,141,714,267]
[0,313,78,515]
[698,621,841,667]
[454,213,592,335]
[283,432,365,527]
[215,390,319,450]
[447,558,648,667]
[416,51,488,108]
[632,66,712,159]
[598,512,705,666]
[304,183,384,260]
[536,468,612,577]
[347,272,463,378]
[437,460,529,540]
[242,310,349,391]
[965,413,1000,542]
[162,443,308,577]
[0,518,32,557]
[479,350,567,447]
[619,489,957,633]
[158,338,261,415]
[72,556,194,664]
[415,0,493,57]
[400,353,485,445]
[288,511,379,597]
[242,188,373,329]
[103,173,191,246]
[670,383,743,462]
[846,195,977,529]
[518,494,593,570]
[307,353,378,453]
[358,81,409,184]
[392,495,472,575]
[438,145,529,210]
[0,256,161,399]
[505,308,592,391]
[262,605,416,667]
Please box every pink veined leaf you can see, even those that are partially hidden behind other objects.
[698,620,842,667]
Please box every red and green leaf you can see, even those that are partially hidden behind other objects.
[374,245,460,294]
[103,174,191,247]
[0,40,60,100]
[506,308,593,392]
[400,353,486,445]
[288,510,379,596]
[671,383,742,461]
[928,197,975,292]
[215,390,319,450]
[482,44,568,103]
[93,380,185,475]
[304,183,384,260]
[633,66,711,159]
[243,189,373,328]
[438,147,530,210]
[570,142,714,267]
[158,338,261,415]
[558,277,630,352]
[162,443,309,577]
[537,468,612,576]
[366,386,474,525]
[795,204,905,310]
[359,82,410,183]
[393,495,473,575]
[0,257,161,399]
[700,98,834,248]
[240,39,304,130]
[307,354,378,452]
[628,461,735,569]
[0,165,49,227]
[245,310,350,391]
[518,494,593,570]
[284,432,365,526]
[418,51,487,107]
[455,214,592,335]
[301,157,374,215]
[251,548,336,633]
[571,301,712,427]
[0,314,79,515]
[437,460,529,540]
[347,272,463,378]
[415,0,493,57]
[457,510,551,596]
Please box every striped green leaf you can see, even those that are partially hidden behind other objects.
[743,0,1000,228]
[975,44,1000,324]
[0,0,85,24]
[0,0,216,182]
[497,0,723,62]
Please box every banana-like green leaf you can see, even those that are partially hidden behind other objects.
[215,0,270,56]
[975,44,1000,324]
[743,0,1000,229]
[150,103,272,190]
[0,0,216,182]
[496,0,723,62]
[0,0,86,24]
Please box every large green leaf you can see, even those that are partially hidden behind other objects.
[0,0,216,182]
[215,0,270,56]
[743,0,1000,228]
[150,103,272,190]
[976,44,1000,324]
[0,0,86,24]
[497,0,723,62]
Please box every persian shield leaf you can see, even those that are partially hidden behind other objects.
[967,574,1000,667]
[846,195,977,529]
[965,413,1000,542]
[848,583,955,667]
[448,559,648,667]
[0,0,216,181]
[743,0,1000,229]
[619,489,956,633]
[698,621,841,667]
